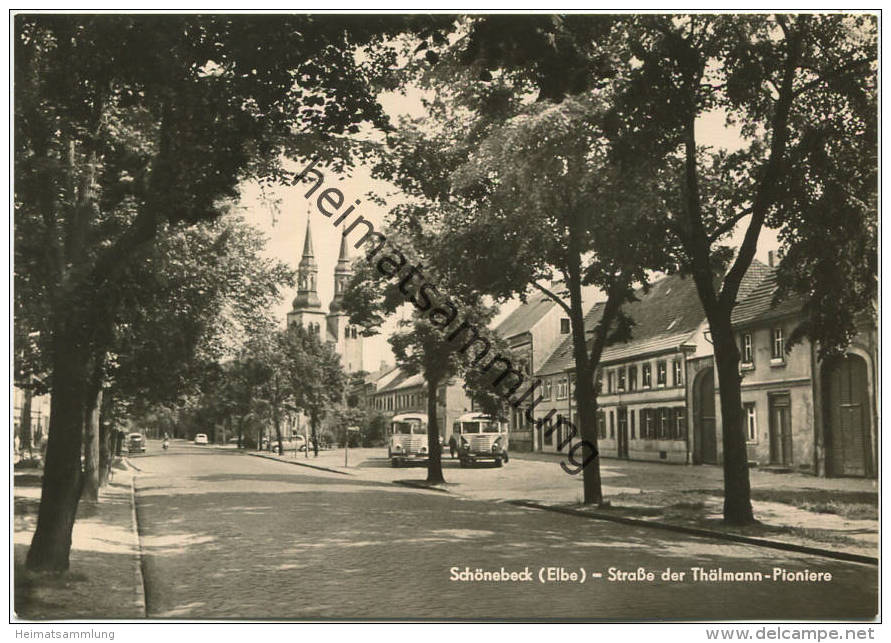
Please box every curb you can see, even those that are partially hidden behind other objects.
[248,452,352,476]
[392,479,453,494]
[128,474,148,617]
[507,500,878,567]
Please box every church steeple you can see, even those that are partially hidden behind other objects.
[329,230,352,313]
[292,214,321,310]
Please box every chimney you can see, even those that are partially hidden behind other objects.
[768,250,775,268]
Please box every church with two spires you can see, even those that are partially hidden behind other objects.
[287,216,364,374]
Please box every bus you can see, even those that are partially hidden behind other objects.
[451,412,509,467]
[388,413,429,467]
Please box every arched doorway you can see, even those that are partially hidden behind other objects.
[693,367,718,464]
[824,354,873,477]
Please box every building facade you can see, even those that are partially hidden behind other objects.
[494,291,575,451]
[731,272,877,477]
[529,263,878,479]
[369,368,472,443]
[287,216,364,373]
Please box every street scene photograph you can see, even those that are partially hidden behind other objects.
[11,9,879,627]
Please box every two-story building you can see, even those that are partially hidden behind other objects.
[493,290,576,451]
[731,270,877,478]
[532,262,771,462]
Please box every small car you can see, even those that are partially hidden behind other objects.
[194,433,209,445]
[271,435,307,454]
[127,433,146,454]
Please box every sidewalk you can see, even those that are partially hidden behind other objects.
[243,446,877,561]
[13,460,146,620]
[246,445,361,474]
[511,452,878,561]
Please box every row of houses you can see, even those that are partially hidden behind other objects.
[365,258,878,478]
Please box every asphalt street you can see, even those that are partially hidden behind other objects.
[131,441,878,620]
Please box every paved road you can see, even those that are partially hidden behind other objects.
[132,442,877,620]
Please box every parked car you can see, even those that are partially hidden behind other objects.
[194,433,209,445]
[127,433,146,454]
[271,435,307,454]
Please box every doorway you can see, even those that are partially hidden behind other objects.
[617,407,629,459]
[693,368,718,464]
[768,393,793,466]
[825,354,872,477]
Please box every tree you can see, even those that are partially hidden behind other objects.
[422,13,876,522]
[15,14,424,571]
[284,325,347,458]
[442,94,669,504]
[602,14,877,523]
[343,216,500,484]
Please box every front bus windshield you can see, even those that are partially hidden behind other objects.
[392,421,426,435]
[460,421,499,434]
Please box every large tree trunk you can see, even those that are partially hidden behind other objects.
[425,374,445,484]
[563,247,624,505]
[20,385,33,458]
[709,313,755,525]
[26,336,88,572]
[81,387,102,502]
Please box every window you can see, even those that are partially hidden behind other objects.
[543,417,554,446]
[642,364,652,388]
[597,411,606,439]
[617,367,626,391]
[673,359,682,386]
[674,408,686,440]
[643,409,654,439]
[741,333,753,364]
[569,375,576,400]
[659,408,670,439]
[607,371,615,394]
[609,410,615,439]
[556,378,568,400]
[744,403,757,442]
[560,318,570,334]
[772,328,785,360]
[630,409,636,439]
[657,361,667,386]
[543,379,552,400]
[595,370,603,394]
[628,366,637,391]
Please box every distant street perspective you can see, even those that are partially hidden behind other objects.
[13,13,877,623]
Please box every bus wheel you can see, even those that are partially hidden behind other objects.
[495,457,504,468]
[391,458,400,468]
[459,458,468,469]
[503,451,509,464]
